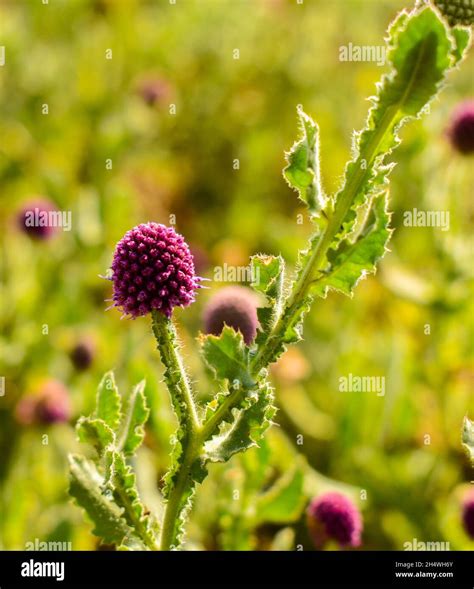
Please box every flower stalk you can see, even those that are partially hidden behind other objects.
[151,310,203,550]
[151,310,201,433]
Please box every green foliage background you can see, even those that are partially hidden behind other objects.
[0,0,472,550]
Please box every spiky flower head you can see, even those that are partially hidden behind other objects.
[203,286,258,345]
[110,223,200,318]
[15,380,71,425]
[434,0,474,26]
[448,100,474,154]
[17,198,59,240]
[307,492,362,548]
[462,491,474,539]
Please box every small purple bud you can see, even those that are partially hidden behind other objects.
[17,198,59,240]
[137,77,172,106]
[307,492,362,548]
[448,100,474,155]
[462,492,474,539]
[203,286,258,345]
[110,223,200,318]
[15,380,71,426]
[70,339,95,371]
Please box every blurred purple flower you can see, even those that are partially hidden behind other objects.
[15,380,71,426]
[448,100,474,155]
[70,339,95,371]
[307,492,362,548]
[203,286,258,345]
[137,77,172,106]
[462,492,474,539]
[17,198,59,240]
[110,223,200,318]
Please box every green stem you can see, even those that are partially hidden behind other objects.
[151,310,200,432]
[151,310,203,549]
[115,486,160,550]
[200,382,254,443]
[159,437,200,550]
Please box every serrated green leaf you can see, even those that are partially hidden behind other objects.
[253,295,313,368]
[96,371,121,433]
[161,424,187,500]
[109,451,159,550]
[256,306,274,335]
[118,380,149,456]
[68,454,132,546]
[251,254,285,300]
[169,457,208,550]
[462,417,474,466]
[251,254,286,348]
[254,463,306,524]
[76,417,115,456]
[103,447,115,485]
[262,236,318,361]
[450,26,471,63]
[204,383,276,463]
[333,7,460,244]
[284,108,325,215]
[312,193,392,297]
[201,326,255,388]
[386,8,453,117]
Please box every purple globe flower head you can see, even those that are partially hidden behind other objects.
[203,286,259,345]
[462,491,474,539]
[307,492,363,549]
[17,198,59,240]
[70,338,95,371]
[447,100,474,155]
[110,223,200,319]
[15,380,71,426]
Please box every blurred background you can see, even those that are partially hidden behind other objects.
[0,0,472,551]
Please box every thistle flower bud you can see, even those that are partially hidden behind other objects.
[15,380,71,426]
[17,198,59,240]
[137,77,172,106]
[203,286,258,345]
[448,100,474,155]
[110,223,200,318]
[307,492,362,548]
[70,339,95,371]
[434,0,474,26]
[462,492,474,539]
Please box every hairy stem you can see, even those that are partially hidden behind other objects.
[114,486,160,550]
[152,310,203,549]
[151,310,201,432]
[159,437,200,550]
